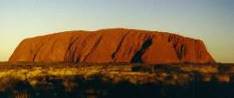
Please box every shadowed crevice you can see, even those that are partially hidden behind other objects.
[83,35,103,61]
[111,31,129,60]
[177,45,186,60]
[131,38,152,63]
[64,36,81,62]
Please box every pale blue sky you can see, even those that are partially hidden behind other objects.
[0,0,234,62]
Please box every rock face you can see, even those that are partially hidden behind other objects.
[9,28,215,64]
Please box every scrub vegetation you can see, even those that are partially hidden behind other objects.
[0,63,233,98]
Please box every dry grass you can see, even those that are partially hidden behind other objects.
[0,63,233,98]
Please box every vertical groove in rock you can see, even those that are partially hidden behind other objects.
[32,41,44,61]
[83,34,103,62]
[131,37,153,63]
[64,35,80,62]
[112,31,129,61]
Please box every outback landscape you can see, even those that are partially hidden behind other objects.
[1,1,233,98]
[0,62,234,98]
[0,28,233,98]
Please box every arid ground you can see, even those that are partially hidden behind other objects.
[0,63,234,98]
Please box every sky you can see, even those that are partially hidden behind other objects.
[0,0,234,63]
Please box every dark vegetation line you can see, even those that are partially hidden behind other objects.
[1,71,234,98]
[0,61,229,66]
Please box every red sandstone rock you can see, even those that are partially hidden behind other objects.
[9,28,215,64]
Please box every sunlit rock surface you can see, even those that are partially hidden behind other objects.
[9,28,214,64]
